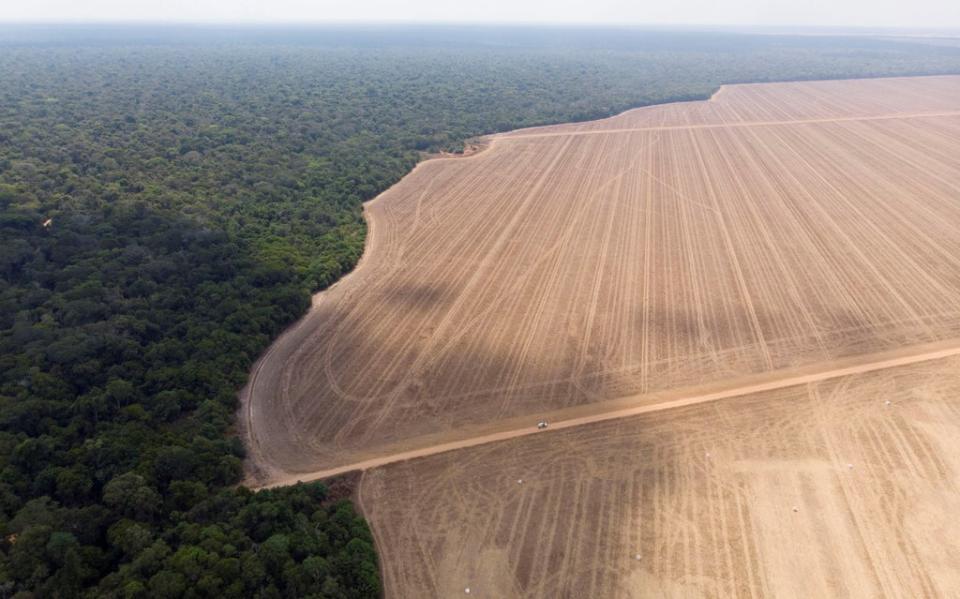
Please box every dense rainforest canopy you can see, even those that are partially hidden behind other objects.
[2,25,960,597]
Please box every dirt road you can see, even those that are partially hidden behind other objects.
[255,336,960,488]
[501,109,960,139]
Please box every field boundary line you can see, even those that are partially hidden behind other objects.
[498,110,960,139]
[254,337,960,488]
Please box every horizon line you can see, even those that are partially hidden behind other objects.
[0,20,959,33]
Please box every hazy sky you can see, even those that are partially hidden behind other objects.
[1,0,959,29]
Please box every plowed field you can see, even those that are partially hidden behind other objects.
[360,355,960,598]
[243,76,960,482]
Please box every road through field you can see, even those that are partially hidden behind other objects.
[256,337,960,488]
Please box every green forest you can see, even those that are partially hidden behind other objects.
[2,26,960,597]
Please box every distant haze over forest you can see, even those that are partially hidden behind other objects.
[1,0,958,29]
[1,23,960,48]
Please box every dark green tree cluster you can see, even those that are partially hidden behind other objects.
[2,479,377,598]
[1,26,960,596]
[0,187,375,597]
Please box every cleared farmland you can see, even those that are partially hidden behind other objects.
[360,355,960,598]
[242,75,960,481]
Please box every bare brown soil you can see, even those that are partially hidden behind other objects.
[242,76,960,597]
[242,75,960,483]
[260,337,960,487]
[360,355,960,598]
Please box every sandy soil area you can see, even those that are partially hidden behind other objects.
[242,75,960,482]
[259,337,960,487]
[361,355,960,598]
[240,75,960,598]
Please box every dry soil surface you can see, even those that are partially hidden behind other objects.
[242,75,960,598]
[242,75,960,481]
[361,355,960,598]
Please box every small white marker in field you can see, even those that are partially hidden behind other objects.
[517,479,523,484]
[635,553,642,561]
[885,400,891,406]
[847,463,854,469]
[792,506,799,513]
[465,587,471,594]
